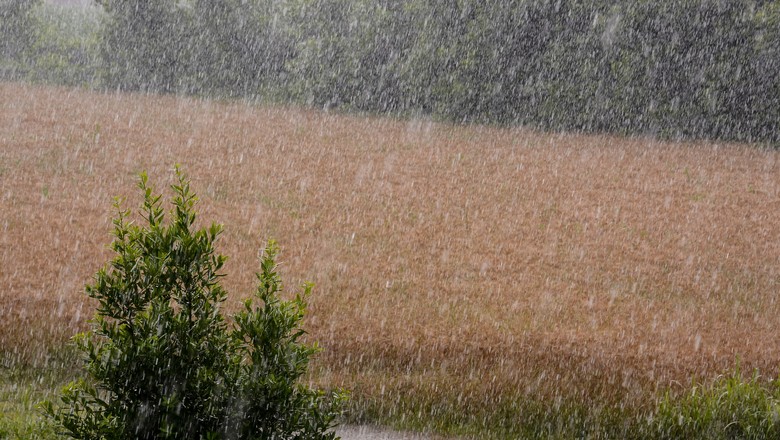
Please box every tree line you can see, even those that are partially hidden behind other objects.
[3,0,779,144]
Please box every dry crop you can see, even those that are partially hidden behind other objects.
[1,82,779,426]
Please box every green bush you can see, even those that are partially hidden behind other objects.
[652,370,780,439]
[43,168,345,439]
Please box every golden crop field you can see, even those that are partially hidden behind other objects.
[1,82,779,424]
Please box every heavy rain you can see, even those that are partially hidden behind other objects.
[1,0,779,439]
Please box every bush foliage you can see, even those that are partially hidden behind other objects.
[43,168,344,439]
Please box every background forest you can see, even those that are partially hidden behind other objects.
[3,0,780,144]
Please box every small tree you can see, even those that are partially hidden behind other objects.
[44,167,344,439]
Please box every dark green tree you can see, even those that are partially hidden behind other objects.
[187,0,294,98]
[752,1,780,143]
[44,168,344,439]
[94,0,190,93]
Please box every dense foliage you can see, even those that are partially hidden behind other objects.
[2,0,779,143]
[43,169,344,439]
[0,0,40,75]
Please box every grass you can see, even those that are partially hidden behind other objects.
[0,349,80,439]
[1,81,779,438]
[7,360,780,439]
[653,371,780,439]
[0,368,59,439]
[340,371,644,439]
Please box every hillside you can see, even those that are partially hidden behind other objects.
[1,82,779,432]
